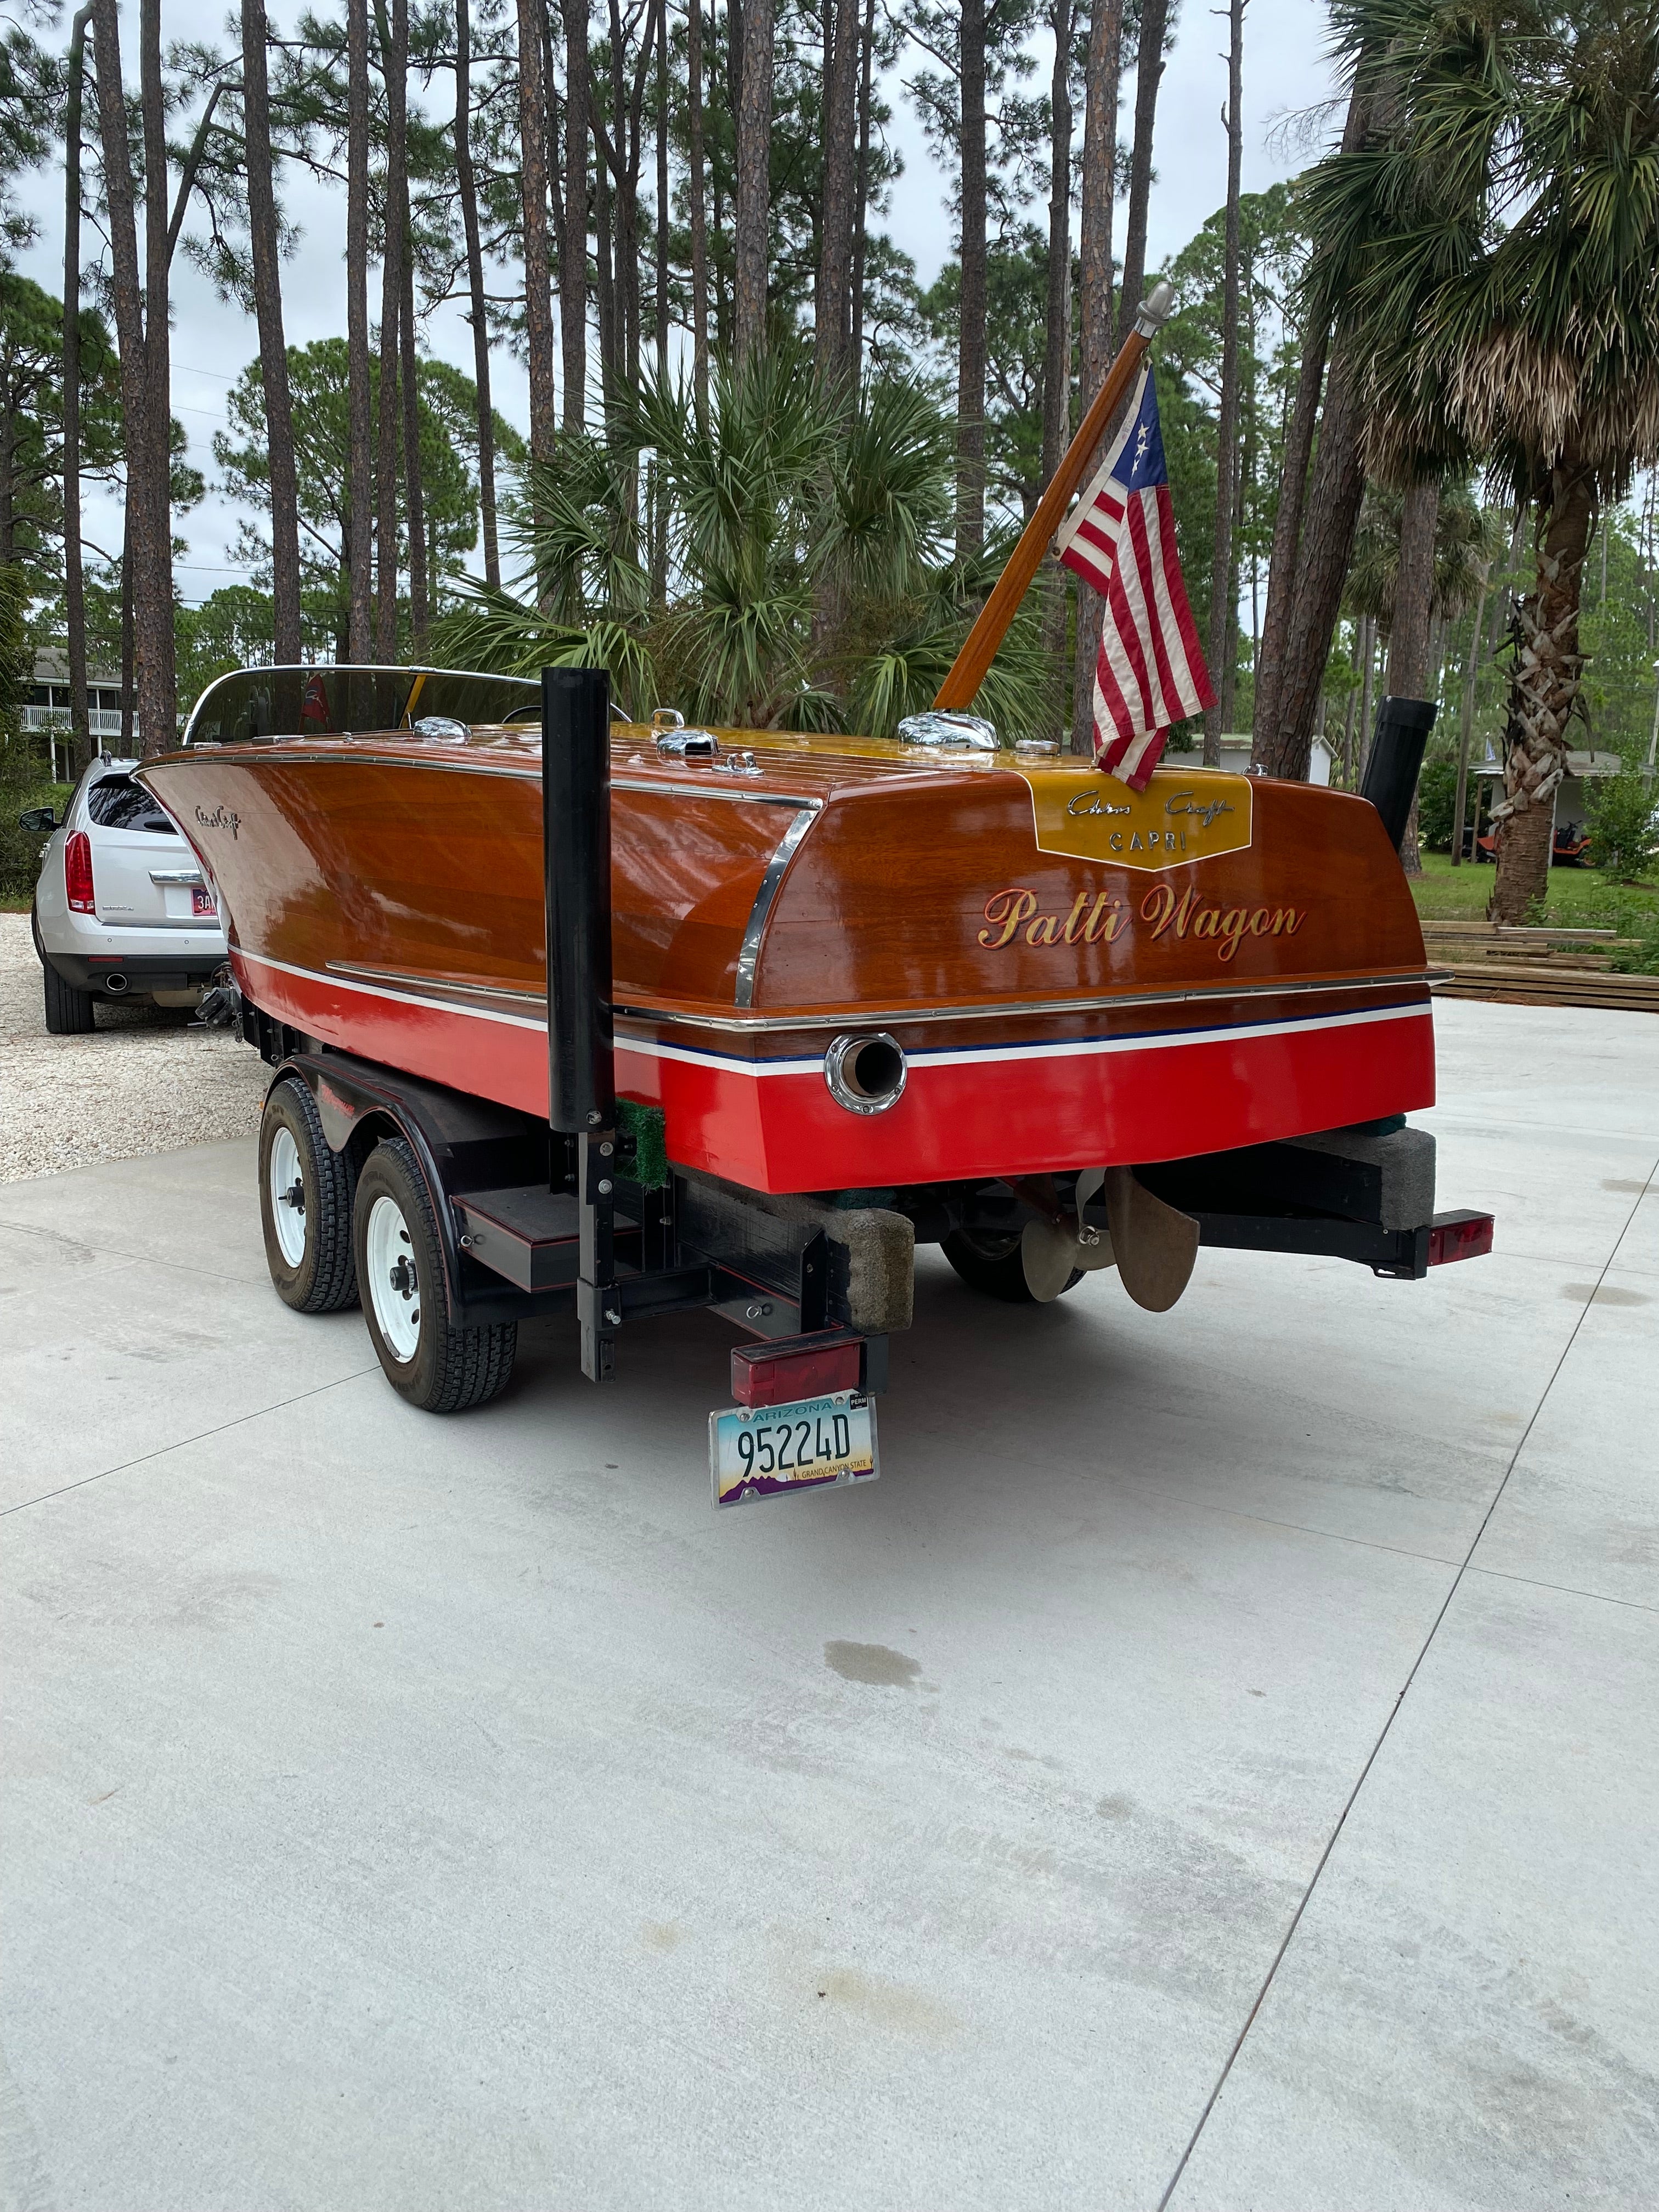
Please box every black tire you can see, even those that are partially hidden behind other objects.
[941,1226,1084,1305]
[259,1076,360,1313]
[353,1137,516,1413]
[42,955,96,1035]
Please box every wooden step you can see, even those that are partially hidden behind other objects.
[1422,920,1620,942]
[1435,961,1659,1013]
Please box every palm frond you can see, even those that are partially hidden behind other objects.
[1312,0,1659,494]
[431,582,657,720]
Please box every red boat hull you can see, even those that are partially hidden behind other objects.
[236,945,1433,1191]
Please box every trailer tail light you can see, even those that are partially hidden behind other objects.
[731,1329,866,1408]
[65,830,95,912]
[1427,1210,1494,1267]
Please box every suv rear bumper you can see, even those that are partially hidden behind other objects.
[42,947,225,996]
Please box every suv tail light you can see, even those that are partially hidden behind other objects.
[65,830,95,912]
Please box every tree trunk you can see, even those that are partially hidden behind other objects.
[1201,0,1243,768]
[687,0,710,415]
[733,0,772,359]
[1040,0,1071,488]
[1356,612,1375,780]
[655,3,670,383]
[1251,328,1326,754]
[955,0,988,560]
[1218,444,1244,730]
[541,9,568,359]
[346,0,374,656]
[606,0,659,389]
[1491,461,1595,922]
[1386,478,1438,696]
[1386,477,1439,878]
[1040,0,1072,670]
[1069,0,1122,749]
[375,0,407,657]
[241,0,303,664]
[652,13,669,599]
[850,0,876,370]
[1449,572,1488,866]
[817,0,859,389]
[1252,341,1366,780]
[63,3,94,770]
[593,108,618,388]
[517,0,558,473]
[1113,0,1166,346]
[139,0,174,749]
[562,0,590,432]
[606,0,642,390]
[90,0,173,757]
[455,0,500,588]
[1252,81,1369,761]
[120,532,134,751]
[399,256,429,648]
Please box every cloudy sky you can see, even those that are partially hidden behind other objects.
[14,0,1342,601]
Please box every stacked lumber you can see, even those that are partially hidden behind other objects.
[1418,921,1659,1011]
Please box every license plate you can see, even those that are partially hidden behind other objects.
[710,1391,878,1509]
[191,885,217,917]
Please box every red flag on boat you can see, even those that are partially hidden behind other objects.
[1053,365,1215,790]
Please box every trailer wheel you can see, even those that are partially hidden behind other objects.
[941,1227,1083,1305]
[354,1137,516,1413]
[259,1076,359,1313]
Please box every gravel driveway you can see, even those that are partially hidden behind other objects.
[0,911,266,1184]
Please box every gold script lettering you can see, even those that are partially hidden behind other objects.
[1141,884,1177,936]
[1060,893,1093,944]
[979,888,1036,949]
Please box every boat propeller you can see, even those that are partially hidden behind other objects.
[1017,1166,1200,1311]
[1019,1168,1118,1302]
[1103,1167,1199,1312]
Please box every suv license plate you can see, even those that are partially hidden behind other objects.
[710,1391,877,1509]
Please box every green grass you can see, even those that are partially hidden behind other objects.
[1410,850,1659,930]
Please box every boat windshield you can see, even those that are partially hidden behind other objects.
[181,664,543,746]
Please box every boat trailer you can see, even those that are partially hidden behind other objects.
[241,668,1493,1506]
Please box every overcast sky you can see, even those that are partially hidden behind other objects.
[15,0,1342,603]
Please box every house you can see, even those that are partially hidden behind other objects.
[24,650,135,759]
[1162,733,1338,785]
[1470,748,1623,850]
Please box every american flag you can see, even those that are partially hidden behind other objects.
[1053,365,1214,790]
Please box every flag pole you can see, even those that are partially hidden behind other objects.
[932,279,1176,714]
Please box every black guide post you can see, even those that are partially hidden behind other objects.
[1360,695,1437,855]
[543,666,617,1381]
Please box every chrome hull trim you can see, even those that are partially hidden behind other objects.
[734,806,819,1008]
[319,956,1446,1034]
[618,967,1449,1035]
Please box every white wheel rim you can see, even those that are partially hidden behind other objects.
[366,1193,422,1362]
[269,1126,307,1267]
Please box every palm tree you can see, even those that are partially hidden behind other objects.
[434,351,1056,739]
[1312,0,1659,919]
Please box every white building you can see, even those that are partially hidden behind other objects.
[1162,733,1338,785]
[22,650,134,774]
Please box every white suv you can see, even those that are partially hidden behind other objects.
[24,757,229,1033]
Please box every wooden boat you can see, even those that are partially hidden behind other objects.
[129,284,1492,1461]
[142,668,1439,1199]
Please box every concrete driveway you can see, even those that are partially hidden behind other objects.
[2,1000,1655,2211]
